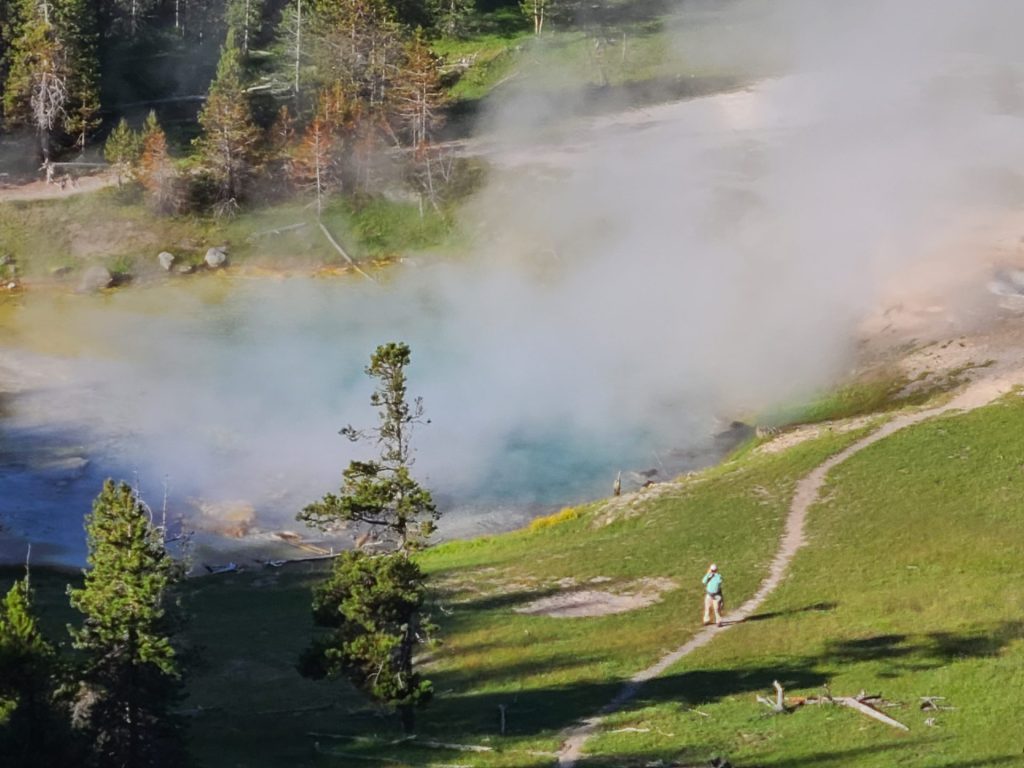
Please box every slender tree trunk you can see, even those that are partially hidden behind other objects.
[243,0,250,52]
[314,126,322,217]
[293,0,302,97]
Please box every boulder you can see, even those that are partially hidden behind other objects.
[175,263,196,275]
[77,265,113,292]
[204,247,228,269]
[157,251,176,271]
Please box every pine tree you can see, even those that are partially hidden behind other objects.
[0,568,79,767]
[2,0,68,161]
[69,480,186,768]
[226,0,262,54]
[0,574,52,761]
[298,342,439,552]
[268,104,295,157]
[3,0,101,157]
[138,111,179,213]
[55,0,100,152]
[394,29,445,151]
[289,88,349,214]
[299,550,435,733]
[104,117,141,187]
[195,30,259,206]
[295,342,438,735]
[426,0,473,37]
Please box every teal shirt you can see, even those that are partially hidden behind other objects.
[702,572,722,594]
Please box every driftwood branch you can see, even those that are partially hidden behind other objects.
[756,680,788,713]
[835,696,909,731]
[318,220,376,282]
[755,683,910,731]
[920,696,955,712]
[247,221,308,240]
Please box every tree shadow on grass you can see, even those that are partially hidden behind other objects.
[822,621,1024,676]
[442,586,565,613]
[422,662,827,739]
[743,601,838,623]
[418,620,1024,741]
[759,745,1024,768]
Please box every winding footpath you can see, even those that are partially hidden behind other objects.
[555,379,1016,767]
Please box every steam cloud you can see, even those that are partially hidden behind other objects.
[3,0,1024,560]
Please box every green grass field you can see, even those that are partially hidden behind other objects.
[585,395,1024,768]
[6,383,1024,767]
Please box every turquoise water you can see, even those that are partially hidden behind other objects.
[0,275,731,566]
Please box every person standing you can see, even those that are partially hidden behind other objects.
[702,563,724,626]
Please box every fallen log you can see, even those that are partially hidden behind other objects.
[318,220,376,282]
[835,696,909,731]
[388,735,493,752]
[247,222,308,240]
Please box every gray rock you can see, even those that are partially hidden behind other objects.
[157,251,176,271]
[78,265,113,292]
[175,263,196,275]
[204,247,228,269]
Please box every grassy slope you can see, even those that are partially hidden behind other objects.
[314,426,873,767]
[0,190,454,282]
[0,422,870,768]
[586,396,1024,768]
[7,386,1024,767]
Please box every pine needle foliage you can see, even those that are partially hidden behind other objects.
[300,550,436,733]
[299,341,439,552]
[69,479,187,768]
[104,117,141,187]
[196,30,259,204]
[0,571,77,767]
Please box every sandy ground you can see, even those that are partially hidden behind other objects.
[0,172,116,202]
[515,577,678,618]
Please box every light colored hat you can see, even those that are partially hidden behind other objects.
[710,563,718,571]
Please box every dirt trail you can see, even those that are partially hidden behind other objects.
[0,173,114,203]
[555,373,1024,767]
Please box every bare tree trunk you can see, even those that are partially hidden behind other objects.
[314,126,322,218]
[243,0,251,52]
[293,0,302,97]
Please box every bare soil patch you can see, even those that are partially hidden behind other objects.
[515,577,677,618]
[0,173,115,203]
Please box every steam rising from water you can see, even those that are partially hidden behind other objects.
[3,0,1024,563]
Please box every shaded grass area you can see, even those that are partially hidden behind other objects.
[587,396,1024,767]
[0,190,455,283]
